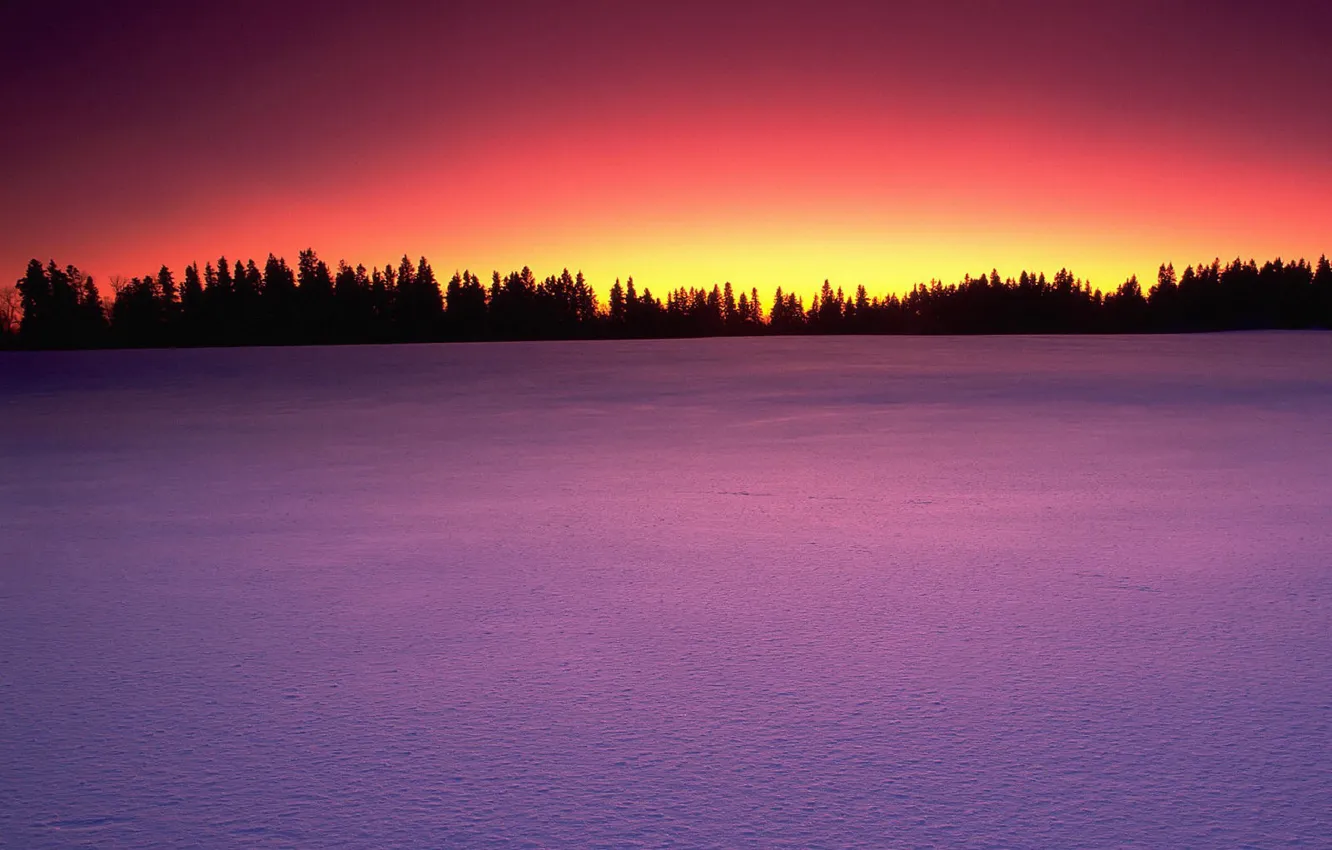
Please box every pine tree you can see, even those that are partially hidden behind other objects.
[16,259,50,342]
[609,278,626,324]
[78,276,106,340]
[1314,255,1332,328]
[158,265,178,309]
[182,264,204,316]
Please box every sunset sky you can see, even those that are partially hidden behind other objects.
[3,0,1329,300]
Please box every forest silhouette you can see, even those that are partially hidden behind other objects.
[5,251,1332,349]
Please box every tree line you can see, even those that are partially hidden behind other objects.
[5,251,1331,349]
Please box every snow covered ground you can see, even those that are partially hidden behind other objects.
[2,333,1330,848]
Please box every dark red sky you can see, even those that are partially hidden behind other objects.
[3,0,1329,296]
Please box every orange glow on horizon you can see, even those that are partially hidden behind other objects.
[12,88,1330,303]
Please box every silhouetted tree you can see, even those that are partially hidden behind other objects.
[17,260,93,347]
[608,278,626,327]
[110,270,163,345]
[77,273,107,344]
[0,284,20,343]
[232,259,262,344]
[1148,263,1179,330]
[9,247,1331,349]
[445,270,487,340]
[489,267,540,339]
[157,265,179,337]
[722,281,738,331]
[1314,255,1332,328]
[16,260,52,344]
[1105,275,1147,331]
[261,254,297,342]
[295,249,333,343]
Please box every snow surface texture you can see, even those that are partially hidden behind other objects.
[2,334,1331,849]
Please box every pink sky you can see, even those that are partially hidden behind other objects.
[3,0,1328,297]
